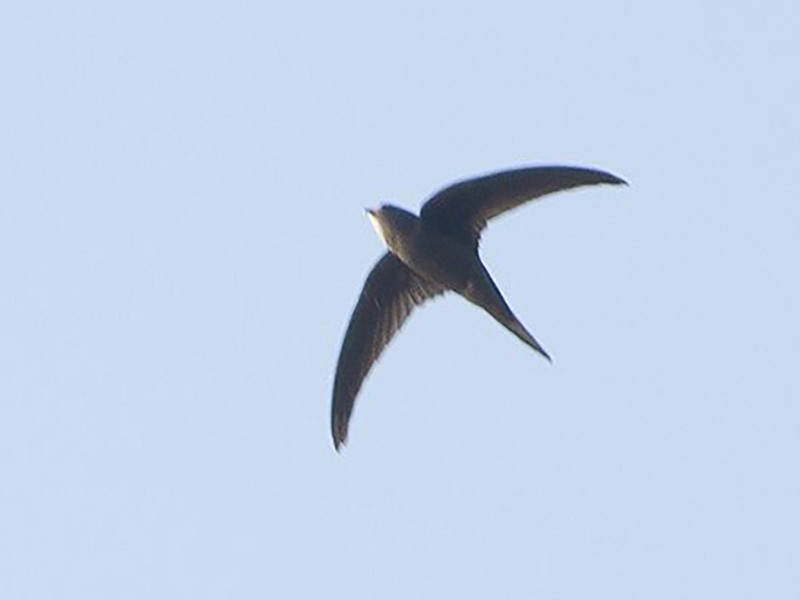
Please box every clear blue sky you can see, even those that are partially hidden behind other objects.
[2,1,798,598]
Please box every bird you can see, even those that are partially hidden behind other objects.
[331,165,627,450]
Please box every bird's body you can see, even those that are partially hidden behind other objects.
[371,207,474,293]
[371,206,547,354]
[332,165,627,450]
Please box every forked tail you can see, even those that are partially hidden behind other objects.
[463,267,552,361]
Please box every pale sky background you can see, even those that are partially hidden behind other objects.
[1,1,798,598]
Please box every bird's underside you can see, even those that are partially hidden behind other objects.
[331,165,627,450]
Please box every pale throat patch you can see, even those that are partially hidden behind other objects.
[367,211,388,246]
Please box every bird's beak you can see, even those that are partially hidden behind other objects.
[365,208,387,245]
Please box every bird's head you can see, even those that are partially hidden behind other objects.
[365,204,418,251]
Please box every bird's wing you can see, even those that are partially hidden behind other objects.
[420,166,627,248]
[331,252,444,450]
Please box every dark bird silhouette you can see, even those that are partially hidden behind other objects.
[331,165,627,450]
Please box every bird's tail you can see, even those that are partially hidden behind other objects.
[495,310,551,361]
[463,267,552,361]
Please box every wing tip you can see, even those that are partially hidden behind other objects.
[331,414,348,452]
[520,164,628,187]
[605,172,628,187]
